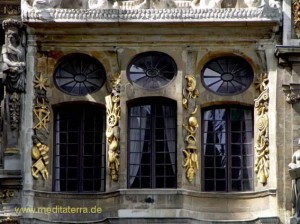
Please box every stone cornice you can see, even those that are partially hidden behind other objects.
[22,5,281,23]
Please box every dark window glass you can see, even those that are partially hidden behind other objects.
[202,106,253,192]
[128,97,177,188]
[127,52,177,90]
[54,53,106,96]
[201,56,253,95]
[53,103,106,192]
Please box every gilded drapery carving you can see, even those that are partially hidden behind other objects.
[254,73,269,184]
[182,74,199,182]
[105,73,121,181]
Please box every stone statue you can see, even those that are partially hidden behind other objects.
[191,0,263,9]
[1,19,26,93]
[289,147,300,218]
[88,0,111,9]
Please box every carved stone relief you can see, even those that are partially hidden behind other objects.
[32,73,50,180]
[105,73,121,181]
[0,189,14,203]
[254,73,269,184]
[182,74,199,182]
[1,19,26,133]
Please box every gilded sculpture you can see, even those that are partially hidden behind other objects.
[182,73,199,182]
[31,141,49,180]
[183,115,199,182]
[106,73,121,181]
[293,0,300,38]
[254,73,269,184]
[32,73,50,180]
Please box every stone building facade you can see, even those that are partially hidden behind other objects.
[1,0,300,223]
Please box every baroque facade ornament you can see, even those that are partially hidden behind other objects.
[8,92,20,130]
[32,73,50,181]
[182,73,199,182]
[105,73,121,181]
[254,73,269,184]
[0,189,14,203]
[293,0,300,38]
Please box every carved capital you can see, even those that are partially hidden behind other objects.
[282,83,300,104]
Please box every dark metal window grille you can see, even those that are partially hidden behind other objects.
[127,51,177,90]
[54,53,106,96]
[201,56,254,95]
[202,106,253,192]
[128,98,177,188]
[53,103,106,192]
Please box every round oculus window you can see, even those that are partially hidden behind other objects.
[127,51,177,90]
[54,53,106,96]
[201,56,254,95]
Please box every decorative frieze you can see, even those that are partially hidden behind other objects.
[105,73,121,181]
[22,5,280,22]
[0,4,21,16]
[254,73,269,184]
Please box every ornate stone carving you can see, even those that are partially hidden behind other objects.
[8,92,20,130]
[254,73,269,184]
[282,83,300,104]
[1,217,19,224]
[1,19,26,94]
[22,4,281,22]
[105,73,121,181]
[32,73,50,181]
[182,73,199,182]
[31,139,49,180]
[0,189,14,203]
[183,112,199,182]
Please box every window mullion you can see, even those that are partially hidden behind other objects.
[79,108,84,192]
[226,108,231,192]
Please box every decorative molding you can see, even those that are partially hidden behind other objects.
[105,73,121,181]
[254,73,269,185]
[21,5,281,22]
[31,141,49,180]
[282,83,300,104]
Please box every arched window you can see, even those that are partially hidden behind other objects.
[127,97,177,188]
[127,51,177,90]
[53,53,106,96]
[202,106,253,192]
[53,103,106,192]
[201,56,254,95]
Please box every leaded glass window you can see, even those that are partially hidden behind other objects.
[201,56,253,95]
[127,97,177,188]
[54,53,106,96]
[127,52,177,90]
[202,106,253,192]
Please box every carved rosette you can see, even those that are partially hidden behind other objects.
[105,73,121,181]
[32,73,50,180]
[254,73,269,184]
[293,0,300,38]
[182,74,199,182]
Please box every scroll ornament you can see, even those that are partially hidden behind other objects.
[105,73,121,181]
[182,73,199,182]
[254,73,269,184]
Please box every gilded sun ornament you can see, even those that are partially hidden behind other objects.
[34,73,49,91]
